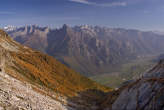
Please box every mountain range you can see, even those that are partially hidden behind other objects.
[0,29,164,110]
[6,25,164,76]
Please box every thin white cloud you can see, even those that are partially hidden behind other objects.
[69,0,91,4]
[69,0,127,7]
[99,2,127,7]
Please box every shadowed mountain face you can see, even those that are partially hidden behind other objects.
[7,25,164,76]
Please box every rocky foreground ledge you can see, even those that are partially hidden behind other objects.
[103,60,164,110]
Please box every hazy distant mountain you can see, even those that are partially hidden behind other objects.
[3,25,17,31]
[7,25,164,76]
[153,30,164,35]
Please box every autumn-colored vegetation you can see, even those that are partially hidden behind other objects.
[7,51,110,97]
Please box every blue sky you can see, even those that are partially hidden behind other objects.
[0,0,164,31]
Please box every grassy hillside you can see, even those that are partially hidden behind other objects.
[6,51,110,97]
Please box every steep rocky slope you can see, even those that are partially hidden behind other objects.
[0,30,110,109]
[0,68,68,110]
[7,25,164,76]
[101,59,164,110]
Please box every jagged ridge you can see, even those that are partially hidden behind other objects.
[7,25,164,76]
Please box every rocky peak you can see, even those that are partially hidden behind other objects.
[61,24,73,34]
[62,24,69,28]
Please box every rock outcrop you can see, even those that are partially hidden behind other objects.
[103,60,164,110]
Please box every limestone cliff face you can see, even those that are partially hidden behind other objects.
[103,60,164,110]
